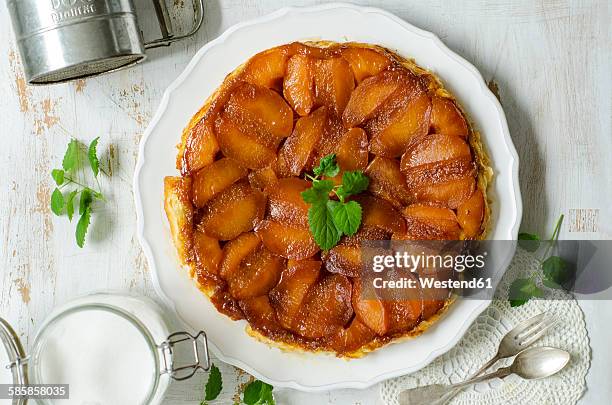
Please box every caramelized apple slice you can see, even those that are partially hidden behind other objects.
[255,219,319,260]
[277,106,327,176]
[324,226,391,277]
[191,158,247,208]
[430,96,468,138]
[400,133,475,190]
[415,176,476,209]
[293,274,353,339]
[353,195,406,234]
[228,245,285,299]
[336,127,369,171]
[456,188,485,238]
[210,290,243,320]
[181,118,220,174]
[225,82,293,142]
[215,112,276,169]
[268,178,310,228]
[330,318,376,354]
[248,164,279,192]
[306,114,345,172]
[239,296,284,334]
[403,158,476,192]
[369,82,432,158]
[342,70,404,128]
[241,46,289,90]
[270,260,321,330]
[313,57,355,116]
[193,230,222,278]
[324,245,361,278]
[418,268,451,320]
[340,46,392,83]
[199,181,266,240]
[219,232,261,280]
[283,54,315,116]
[365,157,413,207]
[386,297,423,334]
[401,133,471,169]
[404,203,459,223]
[374,268,423,333]
[402,204,461,240]
[352,277,389,336]
[361,268,420,336]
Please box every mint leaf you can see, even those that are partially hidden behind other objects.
[76,207,91,248]
[313,154,339,178]
[259,383,275,405]
[301,180,334,204]
[79,189,93,215]
[337,170,369,200]
[329,200,362,236]
[243,380,263,405]
[88,137,100,177]
[542,256,570,286]
[66,190,78,221]
[243,380,274,405]
[308,202,341,250]
[51,169,64,186]
[204,364,222,400]
[518,232,540,252]
[62,139,79,171]
[50,188,64,216]
[508,278,543,307]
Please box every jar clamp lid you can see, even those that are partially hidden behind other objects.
[0,294,210,404]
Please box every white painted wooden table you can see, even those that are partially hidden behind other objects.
[0,1,610,404]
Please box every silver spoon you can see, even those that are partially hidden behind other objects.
[398,346,570,405]
[413,312,557,405]
[470,311,557,378]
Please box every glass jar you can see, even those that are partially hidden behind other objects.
[0,293,209,405]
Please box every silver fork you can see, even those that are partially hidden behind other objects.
[398,311,558,405]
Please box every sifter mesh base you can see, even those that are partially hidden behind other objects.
[30,54,145,85]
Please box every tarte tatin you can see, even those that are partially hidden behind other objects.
[164,41,491,357]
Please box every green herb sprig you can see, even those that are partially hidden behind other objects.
[199,366,274,405]
[50,138,107,248]
[509,214,568,307]
[243,380,275,405]
[300,154,369,250]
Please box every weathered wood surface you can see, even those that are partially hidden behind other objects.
[0,1,609,404]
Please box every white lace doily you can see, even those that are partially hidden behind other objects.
[380,249,591,405]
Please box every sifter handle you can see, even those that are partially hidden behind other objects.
[145,0,204,49]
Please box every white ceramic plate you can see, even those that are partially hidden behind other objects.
[134,3,522,391]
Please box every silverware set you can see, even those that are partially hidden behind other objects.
[399,312,569,405]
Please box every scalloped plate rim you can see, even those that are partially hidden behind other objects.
[133,2,522,391]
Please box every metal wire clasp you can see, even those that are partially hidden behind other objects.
[158,331,210,381]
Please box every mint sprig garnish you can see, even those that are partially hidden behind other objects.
[197,365,275,405]
[509,214,567,306]
[301,154,369,250]
[243,380,275,405]
[50,137,108,248]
